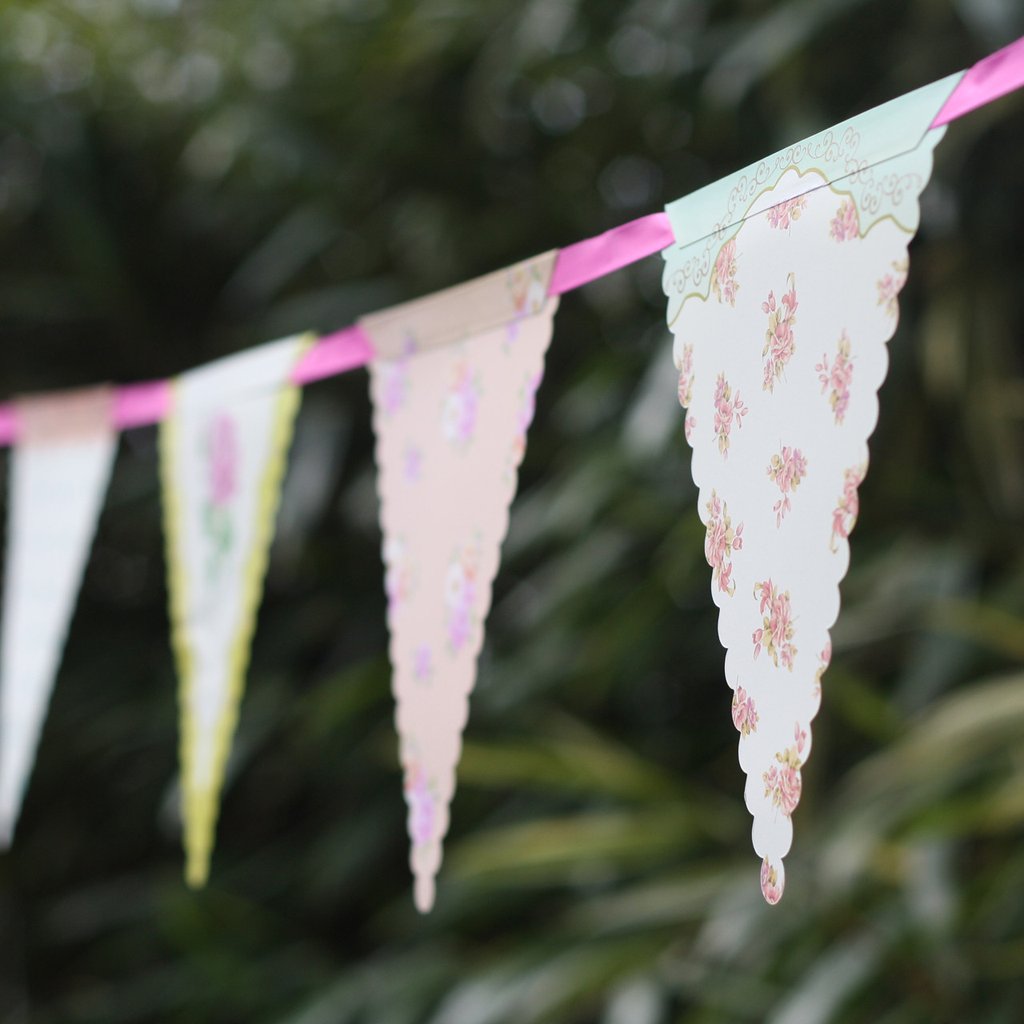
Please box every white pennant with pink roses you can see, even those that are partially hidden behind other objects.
[661,74,960,903]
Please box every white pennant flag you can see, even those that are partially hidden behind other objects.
[662,76,960,902]
[160,335,309,886]
[364,253,559,911]
[0,388,117,844]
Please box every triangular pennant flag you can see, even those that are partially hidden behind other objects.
[160,335,309,886]
[364,253,559,911]
[661,75,961,902]
[0,388,117,844]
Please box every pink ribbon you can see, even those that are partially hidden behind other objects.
[548,212,675,295]
[113,380,172,431]
[0,36,1021,447]
[290,324,374,386]
[932,35,1024,127]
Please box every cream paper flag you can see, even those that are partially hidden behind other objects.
[365,253,559,911]
[0,388,117,844]
[160,336,309,886]
[661,74,961,903]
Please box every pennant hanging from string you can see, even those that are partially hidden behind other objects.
[160,335,309,886]
[365,253,559,912]
[0,388,117,844]
[661,74,961,903]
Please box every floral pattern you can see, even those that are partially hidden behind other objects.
[676,342,694,409]
[816,331,854,425]
[713,373,747,457]
[663,98,943,907]
[767,445,808,526]
[829,197,860,242]
[403,760,437,849]
[380,342,414,416]
[731,686,758,735]
[763,723,808,817]
[760,857,784,905]
[753,579,797,670]
[761,274,798,392]
[444,546,479,653]
[441,363,482,448]
[877,258,908,319]
[766,195,807,230]
[710,238,739,306]
[202,412,238,582]
[383,537,413,613]
[704,490,743,596]
[830,465,864,552]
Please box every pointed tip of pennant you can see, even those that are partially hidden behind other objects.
[414,872,436,914]
[0,819,14,850]
[183,788,216,889]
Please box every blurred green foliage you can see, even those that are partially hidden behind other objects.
[1,1,1024,1022]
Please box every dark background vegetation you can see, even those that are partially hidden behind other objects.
[1,1,1024,1021]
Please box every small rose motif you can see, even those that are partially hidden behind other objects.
[816,331,854,425]
[761,274,798,392]
[830,197,860,242]
[705,491,743,596]
[752,579,797,670]
[830,466,864,552]
[710,238,739,306]
[732,686,758,735]
[767,446,808,526]
[760,856,784,905]
[766,196,806,231]
[713,373,747,457]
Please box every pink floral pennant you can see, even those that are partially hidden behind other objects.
[363,252,558,912]
[662,77,959,903]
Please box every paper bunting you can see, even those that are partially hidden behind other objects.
[159,335,309,886]
[661,75,960,903]
[365,253,559,911]
[0,388,117,844]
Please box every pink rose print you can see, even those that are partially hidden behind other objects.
[753,579,797,670]
[441,364,482,447]
[767,446,808,526]
[830,465,864,552]
[510,370,542,464]
[761,274,798,392]
[505,265,548,344]
[383,538,412,613]
[710,238,739,306]
[877,259,908,319]
[403,760,436,848]
[705,490,743,596]
[761,857,784,905]
[713,373,747,457]
[829,197,860,242]
[202,412,238,582]
[816,331,854,425]
[684,415,696,444]
[403,445,423,483]
[380,340,415,416]
[813,638,832,701]
[414,644,433,684]
[766,195,807,231]
[762,722,807,817]
[731,685,758,735]
[444,546,479,652]
[676,343,694,409]
[208,413,238,506]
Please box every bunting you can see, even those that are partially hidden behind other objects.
[159,336,309,886]
[366,253,559,911]
[0,389,117,843]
